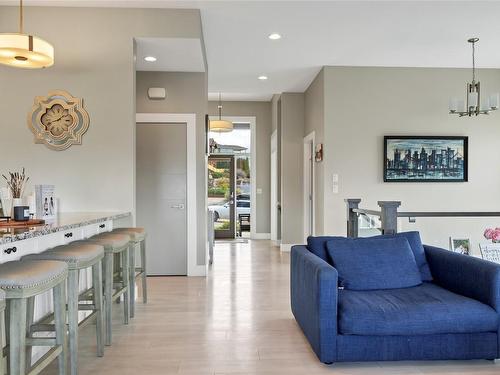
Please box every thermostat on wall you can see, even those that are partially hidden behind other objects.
[148,87,166,100]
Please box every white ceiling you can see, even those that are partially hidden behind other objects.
[135,37,205,72]
[3,1,500,101]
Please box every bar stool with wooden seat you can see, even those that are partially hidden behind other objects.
[112,227,147,317]
[23,242,105,375]
[0,260,68,375]
[81,233,130,346]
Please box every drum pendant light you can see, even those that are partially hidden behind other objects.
[0,0,54,69]
[210,93,233,133]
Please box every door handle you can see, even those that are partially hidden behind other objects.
[171,204,185,210]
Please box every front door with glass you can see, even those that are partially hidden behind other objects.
[208,156,235,239]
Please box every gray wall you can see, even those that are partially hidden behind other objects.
[137,71,208,265]
[304,68,325,235]
[320,66,500,252]
[207,101,272,234]
[280,93,305,246]
[0,7,208,264]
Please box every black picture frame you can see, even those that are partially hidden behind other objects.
[383,136,468,182]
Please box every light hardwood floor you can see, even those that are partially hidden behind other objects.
[43,240,499,374]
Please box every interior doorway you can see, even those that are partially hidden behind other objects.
[208,119,253,240]
[135,113,202,277]
[136,122,187,275]
[303,131,315,242]
[270,129,280,245]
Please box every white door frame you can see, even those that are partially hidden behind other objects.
[208,116,260,239]
[303,131,315,243]
[270,129,279,245]
[136,113,203,277]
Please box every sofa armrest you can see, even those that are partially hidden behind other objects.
[424,245,500,311]
[291,245,338,363]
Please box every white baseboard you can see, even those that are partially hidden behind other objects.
[251,232,271,240]
[280,243,296,252]
[188,264,207,277]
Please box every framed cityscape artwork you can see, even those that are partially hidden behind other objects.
[384,136,468,182]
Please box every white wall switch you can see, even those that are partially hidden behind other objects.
[257,188,262,194]
[332,173,339,194]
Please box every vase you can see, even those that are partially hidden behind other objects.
[11,198,23,219]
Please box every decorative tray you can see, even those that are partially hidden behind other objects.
[0,218,45,227]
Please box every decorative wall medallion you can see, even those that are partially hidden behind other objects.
[28,90,90,151]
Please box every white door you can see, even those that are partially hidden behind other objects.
[136,123,187,275]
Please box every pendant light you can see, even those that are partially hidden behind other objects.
[0,0,54,69]
[210,93,233,133]
[449,38,498,117]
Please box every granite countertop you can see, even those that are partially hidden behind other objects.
[0,212,131,245]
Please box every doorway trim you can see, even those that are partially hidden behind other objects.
[303,131,316,243]
[136,112,203,277]
[270,129,279,245]
[208,115,260,239]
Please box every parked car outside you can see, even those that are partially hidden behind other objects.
[209,200,250,221]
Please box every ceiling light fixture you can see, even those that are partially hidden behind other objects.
[258,75,268,80]
[209,93,233,133]
[449,38,499,117]
[144,56,157,62]
[0,0,54,69]
[268,33,282,40]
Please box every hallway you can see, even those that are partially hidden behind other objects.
[44,240,499,374]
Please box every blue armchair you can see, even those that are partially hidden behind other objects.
[291,240,500,363]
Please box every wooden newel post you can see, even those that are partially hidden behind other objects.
[378,201,401,235]
[345,199,361,238]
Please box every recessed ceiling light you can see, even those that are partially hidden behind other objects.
[268,33,282,40]
[258,75,268,80]
[144,56,157,62]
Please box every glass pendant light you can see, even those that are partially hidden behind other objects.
[210,93,233,132]
[449,38,498,117]
[0,0,54,69]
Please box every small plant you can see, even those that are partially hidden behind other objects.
[2,168,29,198]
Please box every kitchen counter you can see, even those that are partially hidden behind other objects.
[0,212,131,245]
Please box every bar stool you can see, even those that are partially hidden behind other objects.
[0,289,5,375]
[113,227,147,317]
[82,233,130,346]
[0,260,68,375]
[23,243,105,375]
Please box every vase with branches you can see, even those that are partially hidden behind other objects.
[2,169,29,218]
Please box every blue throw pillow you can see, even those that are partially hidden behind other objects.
[307,231,432,281]
[326,237,423,291]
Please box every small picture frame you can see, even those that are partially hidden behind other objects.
[449,237,471,255]
[479,243,500,264]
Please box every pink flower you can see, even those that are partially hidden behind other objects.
[492,229,500,242]
[484,228,495,239]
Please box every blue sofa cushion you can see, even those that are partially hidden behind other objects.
[307,236,341,262]
[338,282,499,335]
[307,231,432,281]
[326,237,422,290]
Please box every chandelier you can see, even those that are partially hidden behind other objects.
[0,0,54,69]
[210,93,233,132]
[449,38,498,117]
